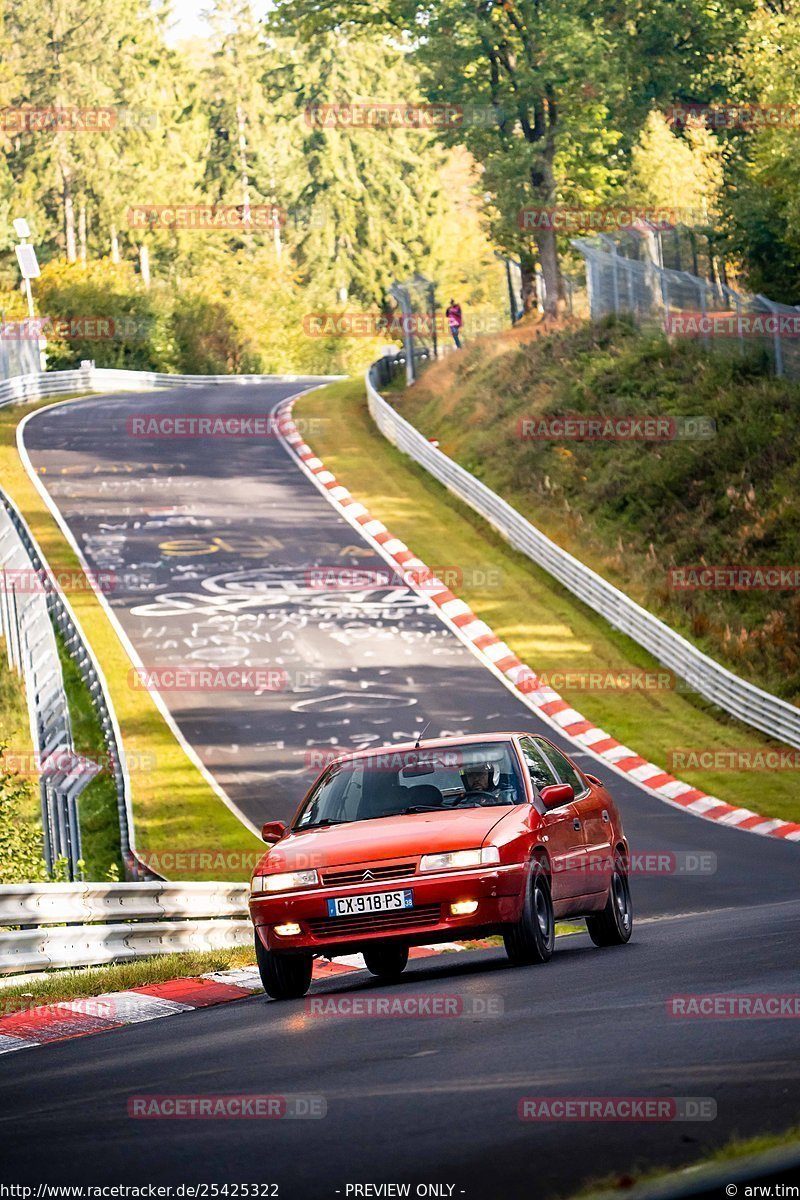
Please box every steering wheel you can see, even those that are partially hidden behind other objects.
[454,790,498,807]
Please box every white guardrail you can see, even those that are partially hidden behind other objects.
[0,882,251,974]
[0,364,342,883]
[366,361,800,750]
[0,363,342,408]
[0,496,95,876]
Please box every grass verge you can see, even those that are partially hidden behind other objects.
[0,946,259,1010]
[572,1126,800,1198]
[0,394,263,880]
[294,378,799,822]
[55,626,123,881]
[404,318,800,704]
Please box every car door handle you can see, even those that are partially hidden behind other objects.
[573,817,581,831]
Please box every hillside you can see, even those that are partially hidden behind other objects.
[396,317,800,704]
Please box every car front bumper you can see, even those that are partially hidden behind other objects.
[250,863,526,954]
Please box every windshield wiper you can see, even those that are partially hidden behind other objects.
[292,818,345,832]
[402,805,445,814]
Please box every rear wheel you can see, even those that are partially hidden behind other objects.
[363,944,409,980]
[586,864,633,947]
[503,862,555,966]
[255,933,313,1000]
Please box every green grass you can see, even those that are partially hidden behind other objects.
[0,946,259,1010]
[0,394,264,880]
[294,378,799,823]
[571,1126,800,1199]
[401,317,800,704]
[55,627,123,880]
[0,641,35,819]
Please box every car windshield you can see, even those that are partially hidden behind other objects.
[293,741,526,830]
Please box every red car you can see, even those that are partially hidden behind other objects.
[249,733,633,999]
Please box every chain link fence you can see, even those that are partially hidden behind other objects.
[573,234,800,380]
[0,321,43,380]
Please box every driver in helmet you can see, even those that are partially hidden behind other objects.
[462,761,495,795]
[459,759,517,805]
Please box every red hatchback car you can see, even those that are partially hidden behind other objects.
[249,733,633,999]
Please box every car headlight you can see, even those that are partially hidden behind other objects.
[419,846,500,873]
[251,869,319,895]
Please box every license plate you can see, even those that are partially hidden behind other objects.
[326,889,414,917]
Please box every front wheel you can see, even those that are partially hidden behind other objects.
[255,933,313,999]
[503,863,555,966]
[363,944,409,979]
[586,866,633,947]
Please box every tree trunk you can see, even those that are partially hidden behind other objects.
[519,255,538,314]
[58,144,77,263]
[78,203,87,267]
[530,143,564,318]
[110,223,121,263]
[139,243,151,289]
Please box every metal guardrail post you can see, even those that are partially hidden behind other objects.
[697,278,710,351]
[756,295,784,377]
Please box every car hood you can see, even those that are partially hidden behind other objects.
[256,807,512,874]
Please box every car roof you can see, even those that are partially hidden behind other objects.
[328,733,536,762]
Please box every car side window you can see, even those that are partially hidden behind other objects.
[518,738,559,792]
[534,739,588,799]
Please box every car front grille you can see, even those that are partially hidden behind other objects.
[307,903,441,940]
[320,861,416,888]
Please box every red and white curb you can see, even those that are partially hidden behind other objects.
[274,398,800,845]
[0,945,476,1054]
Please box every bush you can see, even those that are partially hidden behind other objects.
[0,747,47,884]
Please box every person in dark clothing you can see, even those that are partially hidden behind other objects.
[445,299,463,349]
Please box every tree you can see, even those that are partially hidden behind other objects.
[265,32,453,309]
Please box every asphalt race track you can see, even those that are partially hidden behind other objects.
[2,381,798,1197]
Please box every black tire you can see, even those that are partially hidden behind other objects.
[255,933,313,1000]
[363,944,409,980]
[586,864,633,947]
[503,861,555,965]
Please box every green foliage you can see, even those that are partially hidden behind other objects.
[54,628,123,881]
[718,3,800,299]
[400,317,800,701]
[0,744,47,884]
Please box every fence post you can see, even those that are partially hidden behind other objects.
[597,235,620,313]
[389,283,415,386]
[696,277,710,351]
[756,295,784,377]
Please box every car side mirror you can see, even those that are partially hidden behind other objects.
[539,782,575,810]
[261,820,288,843]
